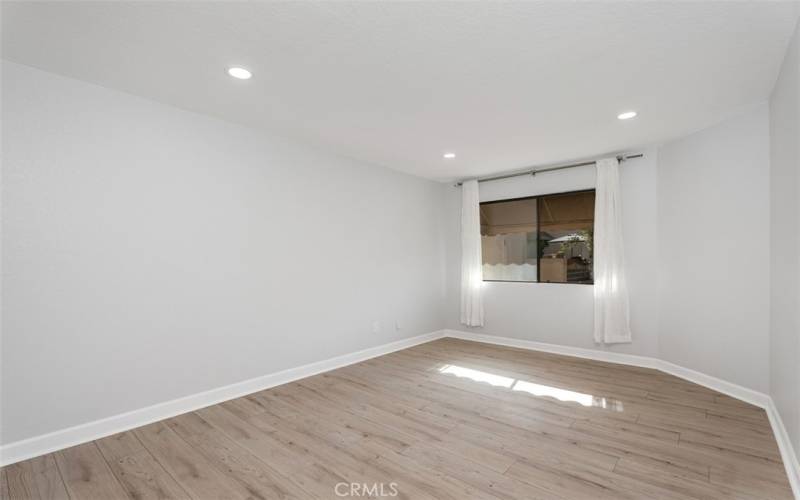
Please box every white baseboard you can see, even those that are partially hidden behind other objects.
[657,358,771,408]
[444,330,662,370]
[443,329,799,499]
[0,330,446,467]
[766,398,800,498]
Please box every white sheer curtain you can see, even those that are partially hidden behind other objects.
[460,179,484,327]
[593,158,631,343]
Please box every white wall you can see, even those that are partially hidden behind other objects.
[769,18,800,454]
[0,61,446,445]
[657,103,771,393]
[444,150,660,358]
[443,104,773,395]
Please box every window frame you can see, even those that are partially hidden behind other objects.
[480,188,596,285]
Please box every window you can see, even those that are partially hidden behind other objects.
[480,190,595,284]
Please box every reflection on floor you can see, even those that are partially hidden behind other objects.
[1,338,794,499]
[439,363,624,411]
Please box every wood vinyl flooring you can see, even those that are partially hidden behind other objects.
[2,338,794,499]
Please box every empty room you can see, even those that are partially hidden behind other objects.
[2,1,800,499]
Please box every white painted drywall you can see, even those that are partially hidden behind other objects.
[769,18,800,454]
[443,104,772,395]
[657,103,771,393]
[0,61,446,445]
[443,150,660,358]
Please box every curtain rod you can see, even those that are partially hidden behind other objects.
[454,153,644,187]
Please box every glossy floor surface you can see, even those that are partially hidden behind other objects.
[1,338,793,499]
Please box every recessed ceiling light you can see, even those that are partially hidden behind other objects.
[227,67,252,80]
[617,111,637,120]
[443,152,456,159]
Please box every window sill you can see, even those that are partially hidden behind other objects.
[482,280,594,285]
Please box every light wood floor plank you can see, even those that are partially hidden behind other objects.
[5,455,69,500]
[95,431,147,462]
[0,469,8,500]
[27,457,68,500]
[0,468,7,500]
[5,338,793,499]
[104,450,190,500]
[400,442,560,500]
[243,405,451,500]
[4,465,38,500]
[134,421,252,500]
[356,437,502,500]
[196,404,351,499]
[165,411,310,499]
[55,443,128,500]
[612,455,754,500]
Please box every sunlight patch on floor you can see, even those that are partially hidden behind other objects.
[438,364,624,411]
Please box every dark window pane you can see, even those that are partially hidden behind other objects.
[538,191,595,284]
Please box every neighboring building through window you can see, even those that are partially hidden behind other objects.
[480,190,595,284]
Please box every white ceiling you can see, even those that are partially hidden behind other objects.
[3,2,799,181]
